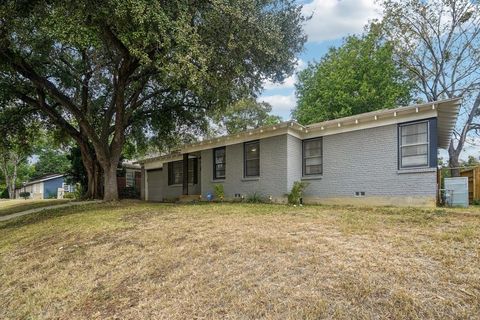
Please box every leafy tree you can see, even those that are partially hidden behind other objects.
[0,0,306,200]
[32,149,71,180]
[0,105,39,199]
[380,0,480,176]
[212,98,281,135]
[462,155,480,168]
[293,25,412,124]
[25,129,72,179]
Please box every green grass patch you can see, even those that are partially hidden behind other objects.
[0,199,71,217]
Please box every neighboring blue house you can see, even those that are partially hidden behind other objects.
[15,174,74,199]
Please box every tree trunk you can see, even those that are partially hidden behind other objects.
[10,160,18,199]
[5,173,14,199]
[448,140,461,177]
[102,162,118,201]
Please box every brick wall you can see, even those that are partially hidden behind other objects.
[201,135,289,201]
[287,124,437,204]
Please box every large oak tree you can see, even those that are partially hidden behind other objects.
[0,0,306,200]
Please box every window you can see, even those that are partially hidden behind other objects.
[303,138,323,175]
[62,183,71,193]
[125,171,135,188]
[168,159,198,185]
[168,161,183,185]
[244,141,260,177]
[213,147,226,179]
[399,121,429,168]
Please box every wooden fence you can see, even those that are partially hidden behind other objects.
[460,167,480,204]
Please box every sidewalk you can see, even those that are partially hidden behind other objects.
[0,201,102,222]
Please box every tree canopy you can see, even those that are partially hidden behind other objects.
[0,0,306,200]
[0,105,39,198]
[212,98,281,135]
[292,25,412,125]
[380,0,480,174]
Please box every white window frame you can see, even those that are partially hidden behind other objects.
[399,121,430,169]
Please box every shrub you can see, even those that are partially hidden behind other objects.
[46,193,57,199]
[63,192,75,199]
[288,181,309,205]
[0,188,8,199]
[246,192,263,203]
[19,191,30,200]
[213,184,225,201]
[72,184,84,200]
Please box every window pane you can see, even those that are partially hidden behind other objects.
[402,155,428,167]
[401,123,427,136]
[402,145,428,157]
[402,133,427,145]
[216,169,225,178]
[246,159,259,176]
[246,142,259,160]
[305,139,322,151]
[305,165,322,175]
[215,149,225,163]
[305,157,322,166]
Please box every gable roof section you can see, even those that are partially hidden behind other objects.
[16,174,66,189]
[139,98,461,165]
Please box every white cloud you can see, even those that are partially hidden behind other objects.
[302,0,381,42]
[258,94,296,119]
[262,59,306,90]
[263,75,296,90]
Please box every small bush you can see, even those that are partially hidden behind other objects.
[19,191,30,200]
[472,199,480,206]
[0,187,8,199]
[63,192,75,199]
[247,192,263,203]
[213,184,225,201]
[288,181,309,205]
[73,184,84,200]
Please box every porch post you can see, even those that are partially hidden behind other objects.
[183,153,189,195]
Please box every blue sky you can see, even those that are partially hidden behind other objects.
[259,0,381,120]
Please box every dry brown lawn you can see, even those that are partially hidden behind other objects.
[0,202,479,319]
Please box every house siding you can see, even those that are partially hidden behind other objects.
[144,122,438,206]
[291,123,437,206]
[146,161,201,202]
[201,135,289,201]
[43,177,64,199]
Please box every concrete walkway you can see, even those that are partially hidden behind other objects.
[0,201,102,222]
